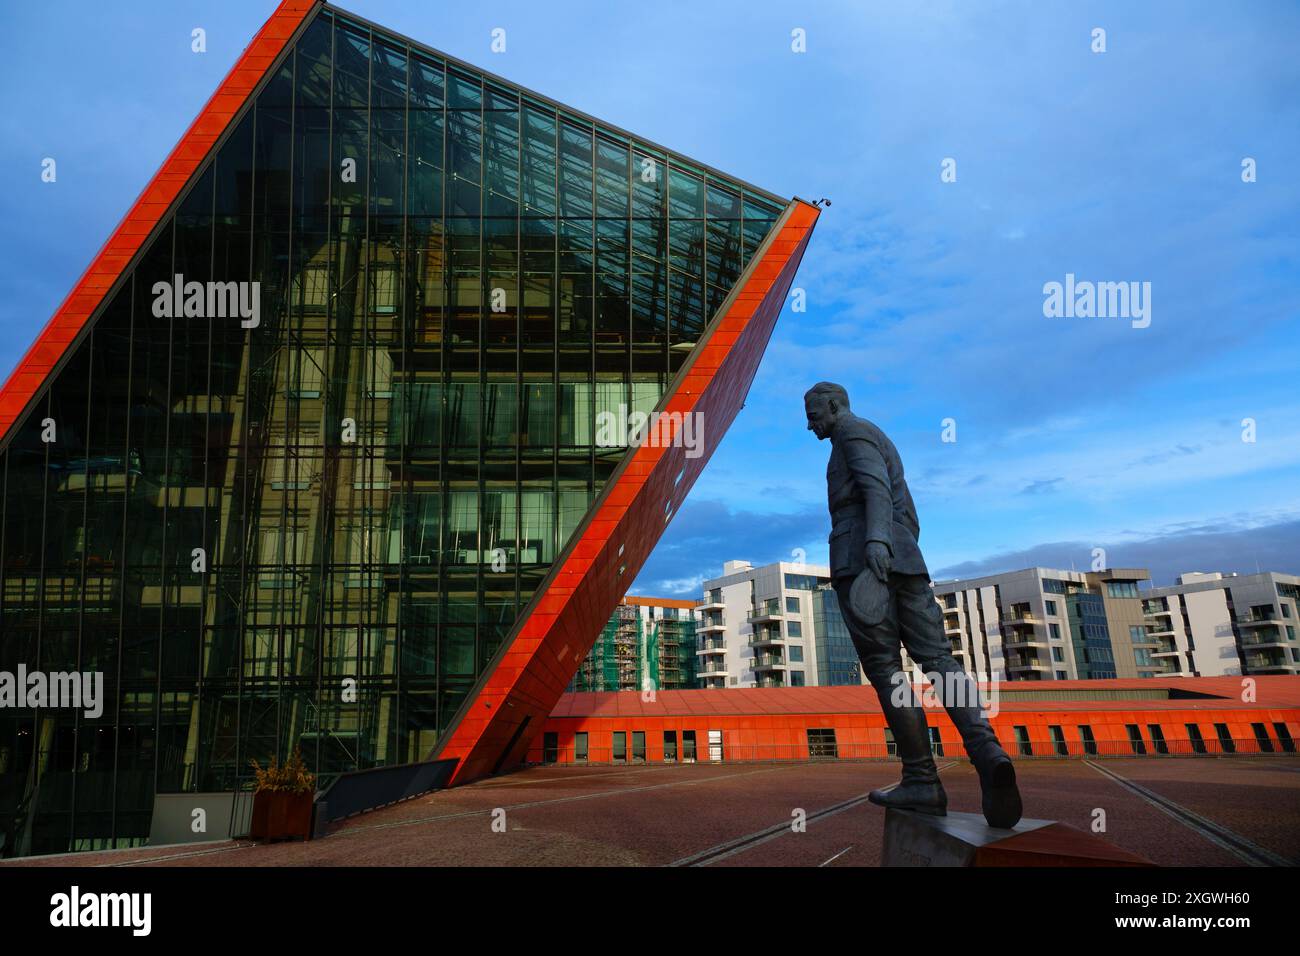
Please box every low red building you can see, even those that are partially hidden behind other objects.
[533,676,1300,764]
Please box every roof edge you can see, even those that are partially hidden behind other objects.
[323,0,790,207]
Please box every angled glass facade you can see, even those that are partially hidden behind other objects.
[0,5,786,857]
[1067,593,1118,681]
[812,587,862,687]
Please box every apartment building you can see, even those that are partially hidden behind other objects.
[691,561,1300,688]
[570,597,699,692]
[932,567,1156,682]
[695,560,865,688]
[1142,572,1300,676]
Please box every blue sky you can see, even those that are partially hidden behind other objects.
[2,1,1297,595]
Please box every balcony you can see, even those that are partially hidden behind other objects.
[697,618,726,633]
[749,631,786,648]
[1238,612,1283,628]
[695,641,726,655]
[1000,614,1039,632]
[1004,635,1048,650]
[695,599,726,613]
[1006,657,1050,673]
[697,663,731,676]
[748,604,784,624]
[1240,633,1289,649]
[751,655,786,672]
[1243,654,1299,674]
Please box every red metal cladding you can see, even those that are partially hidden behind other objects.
[0,0,319,441]
[533,677,1300,763]
[435,201,821,784]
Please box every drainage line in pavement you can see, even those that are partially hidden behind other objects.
[1084,759,1292,867]
[671,762,958,867]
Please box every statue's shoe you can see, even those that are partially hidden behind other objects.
[868,780,948,816]
[978,755,1022,829]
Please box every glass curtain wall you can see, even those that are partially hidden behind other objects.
[0,7,784,857]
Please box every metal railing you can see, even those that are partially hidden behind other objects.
[1239,612,1281,624]
[311,757,458,829]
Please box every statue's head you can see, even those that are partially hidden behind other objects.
[804,382,850,441]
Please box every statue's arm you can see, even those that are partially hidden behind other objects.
[840,436,893,556]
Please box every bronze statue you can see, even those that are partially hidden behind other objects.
[804,382,1022,828]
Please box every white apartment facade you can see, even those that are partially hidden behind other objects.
[931,567,1156,682]
[693,562,1299,687]
[933,568,1078,683]
[1142,571,1300,676]
[696,560,866,688]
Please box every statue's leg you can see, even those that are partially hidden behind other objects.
[891,573,1002,762]
[893,573,1022,828]
[834,578,945,815]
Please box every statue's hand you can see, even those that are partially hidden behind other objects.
[866,541,891,582]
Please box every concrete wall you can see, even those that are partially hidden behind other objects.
[148,791,255,847]
[1184,588,1241,675]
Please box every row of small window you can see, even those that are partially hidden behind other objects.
[1013,722,1296,756]
[544,729,716,763]
[541,728,843,763]
[539,722,1299,764]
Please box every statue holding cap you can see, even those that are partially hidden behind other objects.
[804,381,1023,828]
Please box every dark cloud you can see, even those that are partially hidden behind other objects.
[933,518,1300,587]
[1018,477,1064,496]
[632,498,828,596]
[636,502,1300,600]
[1135,444,1201,467]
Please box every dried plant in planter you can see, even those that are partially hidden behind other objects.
[250,747,316,795]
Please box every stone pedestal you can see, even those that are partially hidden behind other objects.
[882,809,1154,866]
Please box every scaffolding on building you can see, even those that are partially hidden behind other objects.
[571,601,699,692]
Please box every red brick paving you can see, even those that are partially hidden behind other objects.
[1098,756,1300,863]
[2,757,1295,867]
[940,760,1245,867]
